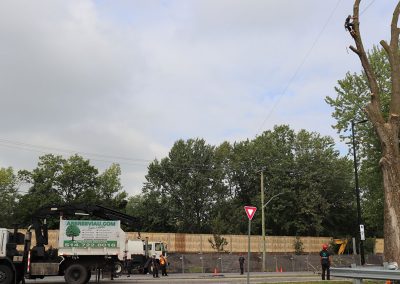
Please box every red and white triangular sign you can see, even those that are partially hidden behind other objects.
[244,206,257,220]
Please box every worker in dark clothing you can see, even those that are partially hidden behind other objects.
[345,15,356,35]
[239,254,245,275]
[320,244,332,280]
[151,255,159,278]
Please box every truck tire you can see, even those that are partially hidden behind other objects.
[114,262,123,275]
[0,265,13,284]
[64,264,88,284]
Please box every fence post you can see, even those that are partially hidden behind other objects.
[200,234,202,254]
[230,235,233,253]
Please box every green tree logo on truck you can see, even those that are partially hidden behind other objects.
[66,224,80,241]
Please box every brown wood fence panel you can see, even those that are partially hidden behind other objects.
[24,230,383,254]
[375,238,384,254]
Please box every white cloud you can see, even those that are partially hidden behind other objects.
[0,0,397,195]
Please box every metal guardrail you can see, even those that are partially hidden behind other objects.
[331,263,400,284]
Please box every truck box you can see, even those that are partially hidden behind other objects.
[58,220,125,256]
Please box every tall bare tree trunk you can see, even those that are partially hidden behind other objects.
[380,127,400,262]
[349,0,400,263]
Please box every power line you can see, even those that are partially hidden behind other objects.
[0,138,151,163]
[0,138,151,167]
[360,0,376,15]
[0,138,226,170]
[0,138,260,172]
[257,0,343,133]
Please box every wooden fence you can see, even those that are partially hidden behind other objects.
[26,230,384,254]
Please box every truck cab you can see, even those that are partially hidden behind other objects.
[0,228,25,284]
[121,240,167,274]
[144,242,167,259]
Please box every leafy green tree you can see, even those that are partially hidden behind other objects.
[96,164,128,209]
[208,234,228,252]
[139,126,354,237]
[17,154,127,225]
[247,126,354,237]
[0,167,20,228]
[56,154,98,203]
[125,188,174,233]
[143,139,226,233]
[326,46,388,237]
[293,236,304,255]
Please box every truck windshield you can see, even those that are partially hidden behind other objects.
[155,243,163,251]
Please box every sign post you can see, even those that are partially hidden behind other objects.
[244,206,257,284]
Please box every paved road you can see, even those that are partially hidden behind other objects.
[25,272,327,284]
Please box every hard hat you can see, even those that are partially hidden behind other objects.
[322,244,328,250]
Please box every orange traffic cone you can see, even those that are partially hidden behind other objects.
[214,268,218,275]
[386,280,391,284]
[280,266,283,273]
[276,265,279,272]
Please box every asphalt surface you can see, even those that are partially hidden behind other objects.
[24,272,333,284]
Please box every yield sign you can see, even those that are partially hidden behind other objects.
[244,206,257,220]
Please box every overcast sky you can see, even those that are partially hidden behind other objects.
[0,0,396,196]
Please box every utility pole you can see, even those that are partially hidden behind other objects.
[351,120,367,265]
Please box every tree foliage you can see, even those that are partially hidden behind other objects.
[0,128,355,239]
[326,45,390,237]
[129,126,355,237]
[0,167,20,228]
[15,154,127,226]
[139,139,225,233]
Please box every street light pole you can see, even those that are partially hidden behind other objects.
[351,120,367,265]
[261,171,266,272]
[261,185,283,273]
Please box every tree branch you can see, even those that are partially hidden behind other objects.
[349,45,360,55]
[388,2,400,118]
[390,2,400,49]
[380,40,391,58]
[389,113,400,125]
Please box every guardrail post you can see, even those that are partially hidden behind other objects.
[383,262,388,269]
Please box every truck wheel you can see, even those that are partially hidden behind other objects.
[114,262,123,275]
[0,265,13,284]
[64,264,88,284]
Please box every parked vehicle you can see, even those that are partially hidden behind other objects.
[116,239,167,275]
[0,204,166,284]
